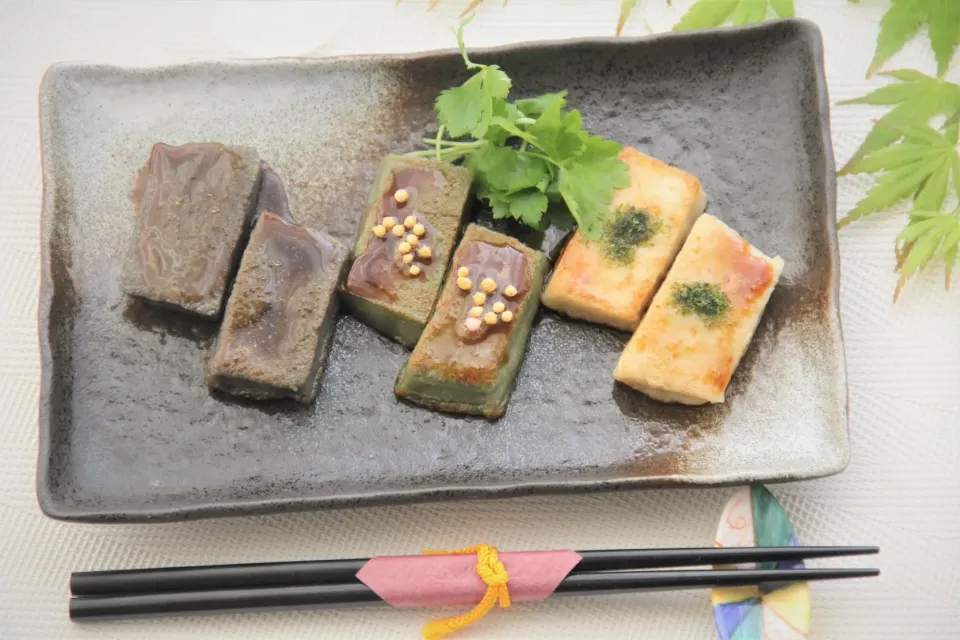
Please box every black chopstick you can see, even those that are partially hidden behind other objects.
[70,545,879,597]
[69,567,880,622]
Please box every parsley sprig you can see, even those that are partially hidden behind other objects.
[407,20,630,238]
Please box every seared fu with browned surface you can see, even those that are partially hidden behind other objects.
[122,142,263,318]
[395,225,548,418]
[614,214,784,405]
[542,147,706,332]
[342,155,473,348]
[207,212,348,404]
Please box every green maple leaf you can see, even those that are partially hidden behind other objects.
[867,0,960,78]
[839,120,959,228]
[674,0,793,31]
[617,0,638,36]
[837,70,960,173]
[894,207,960,301]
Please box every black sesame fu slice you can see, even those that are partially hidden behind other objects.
[395,225,548,418]
[122,142,263,318]
[342,155,473,348]
[614,215,783,405]
[207,212,348,404]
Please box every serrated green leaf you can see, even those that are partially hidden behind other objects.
[483,100,520,146]
[435,62,511,139]
[838,82,923,107]
[558,152,631,239]
[514,91,567,119]
[674,0,739,31]
[435,81,485,138]
[947,120,960,145]
[882,69,933,83]
[529,100,587,162]
[868,0,927,77]
[617,0,638,36]
[928,0,960,77]
[482,187,513,220]
[867,0,960,79]
[884,120,954,146]
[508,190,549,226]
[837,72,958,172]
[488,114,538,147]
[731,0,767,25]
[907,210,946,220]
[483,66,511,101]
[941,222,960,289]
[420,19,648,237]
[840,153,952,227]
[953,151,960,199]
[894,209,960,299]
[914,157,951,209]
[466,146,551,195]
[770,0,794,18]
[840,144,940,176]
[578,134,624,163]
[901,225,945,277]
[898,214,950,243]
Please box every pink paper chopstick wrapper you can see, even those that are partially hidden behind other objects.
[355,550,583,608]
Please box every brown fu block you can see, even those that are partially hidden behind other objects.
[122,142,263,318]
[207,212,348,403]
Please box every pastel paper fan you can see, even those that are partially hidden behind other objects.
[712,486,811,640]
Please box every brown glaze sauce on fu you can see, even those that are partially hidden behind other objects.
[345,167,444,301]
[254,163,295,224]
[412,240,529,384]
[220,212,338,364]
[133,142,250,301]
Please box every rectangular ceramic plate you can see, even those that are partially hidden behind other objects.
[38,20,848,523]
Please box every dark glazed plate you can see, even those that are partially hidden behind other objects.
[38,19,848,523]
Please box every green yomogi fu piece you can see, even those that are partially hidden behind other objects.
[395,224,548,418]
[341,156,473,348]
[207,212,348,404]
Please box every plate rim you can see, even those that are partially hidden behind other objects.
[36,18,848,523]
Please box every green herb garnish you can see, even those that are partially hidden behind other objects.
[673,0,795,31]
[602,207,661,264]
[673,282,731,325]
[408,19,630,239]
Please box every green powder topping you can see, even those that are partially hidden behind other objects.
[672,282,730,326]
[602,207,661,264]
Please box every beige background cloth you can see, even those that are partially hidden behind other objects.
[1,1,958,638]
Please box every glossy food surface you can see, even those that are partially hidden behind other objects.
[342,156,472,347]
[396,225,547,417]
[208,212,347,403]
